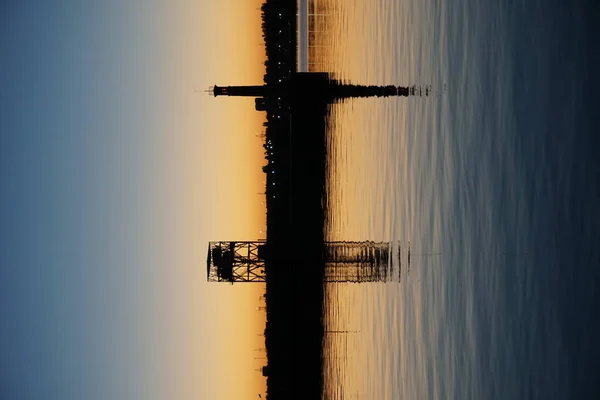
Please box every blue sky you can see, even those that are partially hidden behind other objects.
[1,3,174,398]
[0,2,267,399]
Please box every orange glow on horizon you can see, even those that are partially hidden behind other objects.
[161,1,269,398]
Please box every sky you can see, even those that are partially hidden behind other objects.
[0,1,268,399]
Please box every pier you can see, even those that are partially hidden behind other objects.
[207,1,423,398]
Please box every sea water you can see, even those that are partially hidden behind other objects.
[318,0,599,398]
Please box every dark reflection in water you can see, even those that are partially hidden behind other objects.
[330,82,430,100]
[323,241,406,282]
[320,0,600,398]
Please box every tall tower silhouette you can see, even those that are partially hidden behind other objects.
[210,73,427,102]
[211,85,267,97]
[207,241,406,283]
[207,241,267,283]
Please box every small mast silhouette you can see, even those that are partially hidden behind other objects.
[209,72,428,103]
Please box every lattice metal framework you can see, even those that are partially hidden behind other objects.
[207,241,267,283]
[207,240,408,283]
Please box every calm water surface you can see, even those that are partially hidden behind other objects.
[317,0,599,398]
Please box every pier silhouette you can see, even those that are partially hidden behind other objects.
[207,1,425,399]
